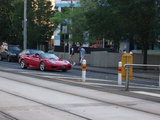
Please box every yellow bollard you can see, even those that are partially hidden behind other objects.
[121,53,133,80]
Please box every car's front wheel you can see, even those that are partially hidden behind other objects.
[20,60,27,69]
[0,55,3,61]
[7,56,11,62]
[40,62,46,71]
[62,69,67,72]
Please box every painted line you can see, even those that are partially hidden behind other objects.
[58,77,81,79]
[129,82,158,87]
[86,79,117,82]
[88,83,160,90]
[131,91,160,98]
[87,83,124,87]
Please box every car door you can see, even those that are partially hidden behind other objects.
[22,50,31,65]
[30,54,40,68]
[2,49,9,59]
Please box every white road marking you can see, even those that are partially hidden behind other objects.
[131,91,160,97]
[86,83,124,87]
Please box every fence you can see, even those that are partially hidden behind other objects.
[52,51,160,67]
[124,64,160,91]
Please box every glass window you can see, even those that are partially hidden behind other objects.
[30,50,44,55]
[8,46,21,51]
[41,53,59,59]
[25,50,30,55]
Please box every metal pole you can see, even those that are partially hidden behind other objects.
[159,65,160,87]
[103,38,105,48]
[68,0,73,54]
[24,0,27,49]
[125,66,129,91]
[64,29,65,59]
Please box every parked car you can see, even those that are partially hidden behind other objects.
[19,53,72,72]
[0,45,22,62]
[18,49,44,59]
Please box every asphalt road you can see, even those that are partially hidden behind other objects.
[0,60,159,102]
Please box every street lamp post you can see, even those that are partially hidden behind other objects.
[24,0,27,49]
[69,0,73,54]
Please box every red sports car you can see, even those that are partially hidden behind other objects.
[19,53,72,72]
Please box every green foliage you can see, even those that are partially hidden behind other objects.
[80,0,160,63]
[10,0,54,48]
[27,0,54,48]
[107,0,160,64]
[0,0,14,44]
[10,1,24,46]
[50,4,89,45]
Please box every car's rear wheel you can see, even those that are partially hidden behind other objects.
[40,62,46,71]
[20,60,27,69]
[7,56,11,62]
[0,55,3,61]
[62,69,67,72]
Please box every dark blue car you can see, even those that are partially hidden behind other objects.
[0,45,22,62]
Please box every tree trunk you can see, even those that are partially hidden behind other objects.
[142,43,148,70]
[143,47,147,64]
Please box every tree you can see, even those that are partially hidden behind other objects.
[0,0,14,44]
[10,0,24,46]
[50,4,89,45]
[27,0,54,48]
[83,0,126,51]
[81,0,160,64]
[11,0,54,49]
[107,0,160,64]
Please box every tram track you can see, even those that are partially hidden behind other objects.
[0,90,91,120]
[0,73,160,118]
[0,63,160,119]
[0,111,19,120]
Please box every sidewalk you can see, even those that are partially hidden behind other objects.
[72,64,159,80]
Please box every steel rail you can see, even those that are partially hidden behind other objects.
[124,63,160,90]
[124,64,160,68]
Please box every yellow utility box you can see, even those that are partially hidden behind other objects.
[121,53,133,80]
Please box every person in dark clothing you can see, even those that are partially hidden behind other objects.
[69,44,76,66]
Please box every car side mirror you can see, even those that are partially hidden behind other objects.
[33,54,39,58]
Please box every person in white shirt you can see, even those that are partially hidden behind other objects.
[78,46,85,64]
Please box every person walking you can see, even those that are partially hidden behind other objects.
[69,44,76,66]
[78,46,85,64]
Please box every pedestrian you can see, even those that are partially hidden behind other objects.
[69,44,76,66]
[78,46,85,64]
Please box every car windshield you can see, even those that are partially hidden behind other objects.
[30,50,44,55]
[8,46,21,51]
[41,53,59,59]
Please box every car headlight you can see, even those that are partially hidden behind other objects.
[65,61,70,64]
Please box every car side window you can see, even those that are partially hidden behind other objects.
[26,50,30,55]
